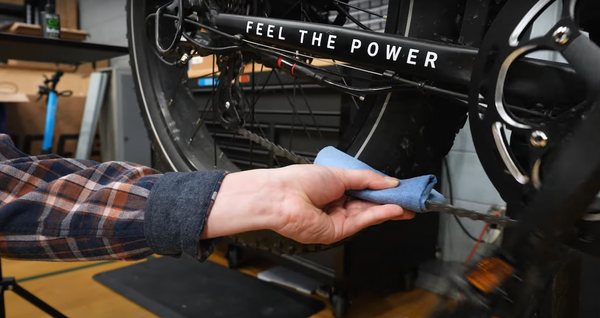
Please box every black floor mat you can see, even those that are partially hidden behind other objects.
[93,256,326,318]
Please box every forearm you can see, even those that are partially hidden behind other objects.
[0,134,226,262]
[0,156,159,261]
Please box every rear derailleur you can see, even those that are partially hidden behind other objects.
[215,52,247,130]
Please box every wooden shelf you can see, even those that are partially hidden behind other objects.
[1,22,88,42]
[0,33,128,65]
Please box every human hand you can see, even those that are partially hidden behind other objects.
[203,165,415,244]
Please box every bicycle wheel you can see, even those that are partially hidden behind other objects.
[127,0,468,253]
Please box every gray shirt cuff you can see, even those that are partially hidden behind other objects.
[144,170,228,261]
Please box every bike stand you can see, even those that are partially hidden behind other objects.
[0,260,67,318]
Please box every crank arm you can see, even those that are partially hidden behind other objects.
[424,201,518,227]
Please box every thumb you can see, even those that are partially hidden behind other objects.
[329,167,400,191]
[341,204,406,238]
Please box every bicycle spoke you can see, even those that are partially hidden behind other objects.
[188,95,214,145]
[290,78,296,150]
[251,114,282,167]
[197,70,219,79]
[297,84,324,140]
[273,70,319,152]
[242,66,273,123]
[168,67,187,107]
[250,68,273,108]
[281,0,302,19]
[334,2,372,31]
[235,64,284,167]
[217,130,240,164]
[333,59,360,110]
[212,59,217,168]
[333,0,387,20]
[300,2,312,23]
[250,61,256,167]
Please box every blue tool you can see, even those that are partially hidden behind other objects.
[36,70,72,155]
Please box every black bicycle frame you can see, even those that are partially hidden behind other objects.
[214,13,582,105]
[216,14,476,86]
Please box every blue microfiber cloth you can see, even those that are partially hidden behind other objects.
[313,146,446,212]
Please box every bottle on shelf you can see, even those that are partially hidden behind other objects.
[39,0,60,39]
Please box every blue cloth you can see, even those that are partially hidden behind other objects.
[313,146,446,212]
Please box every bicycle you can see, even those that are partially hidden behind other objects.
[126,0,600,317]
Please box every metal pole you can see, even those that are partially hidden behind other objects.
[12,284,68,318]
[75,71,109,160]
[0,260,5,318]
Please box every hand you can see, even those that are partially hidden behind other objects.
[203,165,415,244]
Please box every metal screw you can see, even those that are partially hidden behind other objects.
[225,101,231,109]
[179,53,191,65]
[553,26,571,45]
[530,131,548,147]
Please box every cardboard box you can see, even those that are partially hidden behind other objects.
[0,64,92,97]
[5,94,88,157]
[56,0,78,30]
[0,92,28,103]
[0,0,24,5]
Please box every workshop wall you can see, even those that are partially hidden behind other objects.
[78,0,127,47]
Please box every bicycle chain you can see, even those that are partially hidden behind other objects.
[425,201,517,227]
[237,127,312,164]
[236,127,518,228]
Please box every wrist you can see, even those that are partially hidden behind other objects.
[201,169,284,239]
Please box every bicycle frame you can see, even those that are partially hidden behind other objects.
[214,13,582,105]
[217,14,476,86]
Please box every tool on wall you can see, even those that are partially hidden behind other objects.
[36,69,72,155]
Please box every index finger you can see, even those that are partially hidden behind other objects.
[328,167,400,191]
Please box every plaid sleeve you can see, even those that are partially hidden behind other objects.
[0,134,217,262]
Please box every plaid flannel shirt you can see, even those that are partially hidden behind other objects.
[0,134,226,262]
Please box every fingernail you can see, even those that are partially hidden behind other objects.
[385,177,400,187]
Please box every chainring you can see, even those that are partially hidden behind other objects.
[469,0,599,207]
